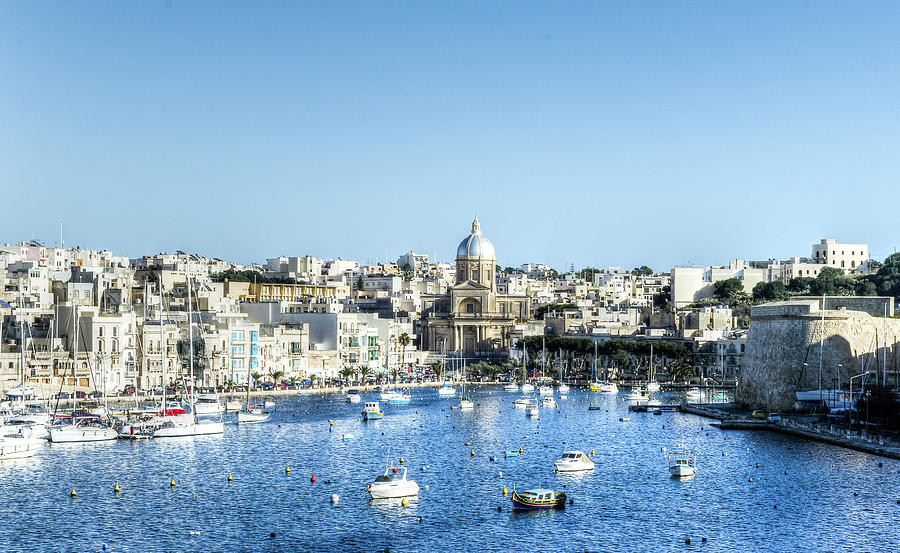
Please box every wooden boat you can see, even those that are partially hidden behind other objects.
[510,487,567,510]
[361,401,383,421]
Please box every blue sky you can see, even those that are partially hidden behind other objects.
[2,2,899,271]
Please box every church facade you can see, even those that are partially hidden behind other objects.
[421,218,530,355]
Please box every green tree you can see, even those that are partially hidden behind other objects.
[546,269,560,280]
[632,266,653,276]
[270,370,285,386]
[358,365,372,384]
[397,332,411,369]
[401,263,414,282]
[809,267,855,296]
[713,278,745,302]
[752,281,790,303]
[356,275,365,292]
[787,276,815,294]
[339,366,355,384]
[431,361,445,380]
[250,371,263,389]
[653,285,672,310]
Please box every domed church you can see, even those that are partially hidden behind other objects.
[421,217,530,355]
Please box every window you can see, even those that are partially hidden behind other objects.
[113,327,118,337]
[250,331,258,343]
[98,327,104,337]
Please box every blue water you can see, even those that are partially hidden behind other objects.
[1,387,898,553]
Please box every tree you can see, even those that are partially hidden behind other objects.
[809,267,855,296]
[653,285,672,310]
[713,278,745,302]
[670,362,695,381]
[397,332,411,370]
[632,266,653,276]
[356,275,365,292]
[431,361,445,380]
[250,371,263,389]
[752,281,790,303]
[339,366,355,384]
[270,370,285,386]
[358,365,372,384]
[787,276,815,294]
[546,269,560,280]
[401,263,414,282]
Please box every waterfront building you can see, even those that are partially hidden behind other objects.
[421,218,530,356]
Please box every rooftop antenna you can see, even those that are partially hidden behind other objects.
[59,220,64,249]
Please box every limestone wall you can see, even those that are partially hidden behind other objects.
[737,301,900,411]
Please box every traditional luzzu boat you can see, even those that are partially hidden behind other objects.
[510,486,567,511]
[361,401,383,421]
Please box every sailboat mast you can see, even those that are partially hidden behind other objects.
[159,275,166,416]
[186,269,196,419]
[72,306,78,424]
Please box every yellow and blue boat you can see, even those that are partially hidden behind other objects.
[510,486,567,511]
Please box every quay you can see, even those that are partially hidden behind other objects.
[683,402,900,461]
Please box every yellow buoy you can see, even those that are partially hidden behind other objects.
[227,473,233,483]
[502,486,508,496]
[591,450,595,456]
[70,488,76,498]
[170,479,176,487]
[329,420,334,427]
[114,483,120,493]
[519,447,524,454]
[470,449,475,456]
[465,442,471,446]
[286,466,291,474]
[400,457,404,465]
[401,497,408,507]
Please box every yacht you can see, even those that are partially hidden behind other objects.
[154,415,226,436]
[512,397,532,409]
[598,383,618,394]
[236,405,270,424]
[380,388,403,402]
[346,389,362,404]
[558,383,570,394]
[685,388,704,402]
[191,393,224,416]
[553,450,595,472]
[50,417,119,443]
[367,463,419,499]
[625,388,648,402]
[0,432,44,460]
[646,381,661,393]
[525,400,540,418]
[538,385,554,397]
[437,384,457,397]
[521,382,535,393]
[541,396,554,406]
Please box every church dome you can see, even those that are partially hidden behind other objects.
[456,217,495,260]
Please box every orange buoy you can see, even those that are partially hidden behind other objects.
[311,475,316,483]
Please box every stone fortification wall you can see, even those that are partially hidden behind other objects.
[737,300,900,411]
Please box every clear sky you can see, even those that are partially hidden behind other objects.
[2,1,899,271]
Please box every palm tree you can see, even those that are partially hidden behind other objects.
[398,332,411,371]
[271,370,285,386]
[309,374,320,388]
[251,371,263,389]
[391,366,400,384]
[431,361,445,381]
[358,365,372,386]
[339,366,355,385]
[289,375,299,387]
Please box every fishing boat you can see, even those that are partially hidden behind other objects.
[367,462,419,499]
[510,487,567,510]
[669,450,697,477]
[346,389,362,404]
[553,450,594,472]
[361,401,383,421]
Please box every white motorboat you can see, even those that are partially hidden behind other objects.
[625,388,648,402]
[346,389,362,404]
[553,450,595,472]
[525,400,540,418]
[154,416,225,437]
[512,397,532,409]
[598,383,618,394]
[646,381,661,393]
[437,385,456,397]
[380,388,403,401]
[458,398,474,410]
[558,383,570,394]
[237,405,271,424]
[193,393,224,416]
[0,420,49,440]
[367,463,419,499]
[504,383,519,392]
[521,383,535,393]
[388,392,412,405]
[50,419,119,443]
[669,450,697,477]
[541,396,554,406]
[647,399,662,407]
[263,398,276,409]
[0,433,44,460]
[685,388,704,402]
[538,385,554,397]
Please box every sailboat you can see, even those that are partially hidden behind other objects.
[520,345,534,393]
[436,351,456,397]
[589,341,603,391]
[458,359,474,409]
[646,344,661,392]
[558,352,570,394]
[50,306,118,443]
[238,335,270,424]
[537,337,553,396]
[153,272,225,437]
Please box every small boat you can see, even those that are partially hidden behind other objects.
[50,417,119,443]
[346,389,362,404]
[521,383,535,393]
[504,450,521,458]
[525,401,540,418]
[553,450,594,472]
[367,463,419,499]
[237,405,271,424]
[361,401,383,421]
[589,382,603,391]
[646,381,661,393]
[669,450,697,477]
[538,385,553,397]
[388,392,412,405]
[458,397,474,410]
[263,398,275,409]
[619,417,631,422]
[380,388,403,401]
[341,433,354,441]
[624,388,648,402]
[685,388,704,402]
[154,417,226,436]
[588,404,603,411]
[557,383,570,394]
[193,393,224,416]
[598,383,618,394]
[224,399,242,412]
[652,409,663,415]
[3,384,35,399]
[437,384,457,397]
[647,399,662,407]
[504,383,519,392]
[512,397,532,409]
[541,396,554,406]
[510,487,567,511]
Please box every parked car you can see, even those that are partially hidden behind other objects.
[151,385,164,395]
[766,412,782,424]
[121,385,135,396]
[751,409,767,420]
[89,391,104,399]
[75,391,86,398]
[55,392,70,399]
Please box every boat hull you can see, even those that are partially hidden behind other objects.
[0,436,44,459]
[50,425,119,443]
[154,420,225,437]
[510,490,567,511]
[237,411,270,424]
[368,481,419,499]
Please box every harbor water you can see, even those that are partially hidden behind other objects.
[1,387,898,552]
